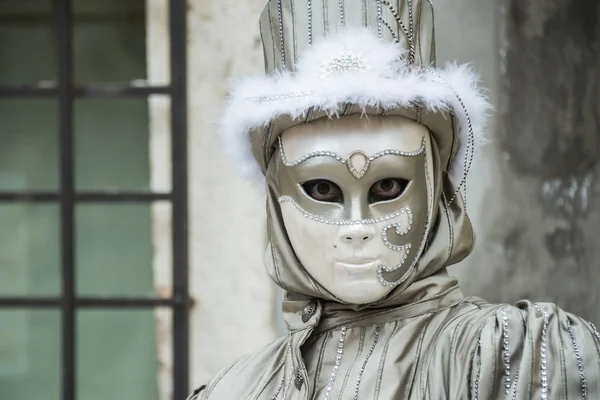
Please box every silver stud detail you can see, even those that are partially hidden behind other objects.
[377,145,431,288]
[324,326,347,400]
[534,304,550,400]
[279,196,411,227]
[510,369,520,400]
[567,318,588,400]
[376,253,410,287]
[347,150,370,179]
[278,136,345,167]
[369,141,426,160]
[307,0,313,45]
[320,51,368,79]
[381,210,413,251]
[279,137,426,168]
[376,0,383,38]
[354,326,380,399]
[277,0,286,70]
[472,322,485,400]
[271,339,292,400]
[248,91,316,103]
[432,72,476,207]
[501,308,511,394]
[282,368,293,399]
[589,322,600,342]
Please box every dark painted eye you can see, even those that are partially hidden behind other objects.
[301,179,343,203]
[369,178,408,203]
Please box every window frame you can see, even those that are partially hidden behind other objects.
[0,1,190,399]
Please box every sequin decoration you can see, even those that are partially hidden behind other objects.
[320,51,368,79]
[500,308,511,394]
[381,212,413,250]
[324,326,347,400]
[278,136,426,167]
[567,318,588,400]
[533,304,550,400]
[271,340,292,400]
[376,254,411,287]
[432,72,476,206]
[369,145,425,160]
[248,91,317,103]
[589,322,600,342]
[376,0,383,38]
[510,369,520,400]
[354,326,381,400]
[471,323,485,400]
[347,151,370,179]
[281,369,293,399]
[277,0,286,70]
[376,146,431,288]
[307,0,313,45]
[378,213,413,274]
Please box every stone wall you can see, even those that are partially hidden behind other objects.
[466,0,600,320]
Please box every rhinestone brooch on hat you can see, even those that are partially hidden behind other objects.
[320,51,368,79]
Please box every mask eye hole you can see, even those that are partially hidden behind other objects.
[369,178,409,203]
[301,179,343,203]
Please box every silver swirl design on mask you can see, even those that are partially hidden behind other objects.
[376,214,414,285]
[381,210,413,251]
[377,219,413,287]
[377,145,431,287]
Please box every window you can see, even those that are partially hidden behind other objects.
[0,1,189,399]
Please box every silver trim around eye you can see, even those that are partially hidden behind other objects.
[278,196,412,225]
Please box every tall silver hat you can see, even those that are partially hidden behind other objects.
[220,0,490,197]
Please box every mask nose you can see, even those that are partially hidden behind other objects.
[338,224,376,245]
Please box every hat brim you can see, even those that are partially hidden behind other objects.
[219,29,491,189]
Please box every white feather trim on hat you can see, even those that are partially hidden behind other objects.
[219,28,491,188]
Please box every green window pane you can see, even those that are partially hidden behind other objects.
[0,310,60,400]
[73,0,146,83]
[0,204,60,296]
[75,98,151,191]
[0,99,59,191]
[77,310,160,400]
[0,0,56,85]
[76,204,158,297]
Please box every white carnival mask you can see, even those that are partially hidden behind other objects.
[276,114,434,304]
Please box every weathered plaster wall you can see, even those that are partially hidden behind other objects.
[483,0,600,319]
[441,0,600,323]
[187,0,278,386]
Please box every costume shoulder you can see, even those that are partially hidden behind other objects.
[435,299,600,399]
[188,336,288,400]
